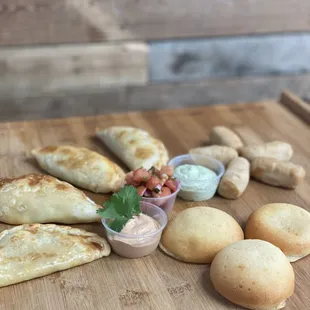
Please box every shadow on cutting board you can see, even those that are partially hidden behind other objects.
[201,268,237,309]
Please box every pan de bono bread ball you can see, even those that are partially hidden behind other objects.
[210,239,295,310]
[159,206,244,263]
[245,203,310,262]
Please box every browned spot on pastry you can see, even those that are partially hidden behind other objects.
[0,174,51,188]
[27,174,46,186]
[31,253,57,261]
[44,175,54,182]
[26,224,39,234]
[7,252,56,262]
[90,242,104,251]
[57,147,77,156]
[0,178,8,188]
[56,183,70,191]
[238,264,246,271]
[135,147,154,159]
[74,235,107,252]
[116,130,127,140]
[40,146,82,160]
[11,236,19,243]
[0,177,18,188]
[55,147,100,169]
[0,175,24,187]
[39,146,58,154]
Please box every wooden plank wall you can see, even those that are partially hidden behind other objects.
[1,0,310,120]
[0,0,310,45]
[1,74,310,122]
[150,34,310,82]
[0,43,148,99]
[2,33,310,100]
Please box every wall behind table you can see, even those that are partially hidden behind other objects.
[1,0,310,45]
[0,0,310,120]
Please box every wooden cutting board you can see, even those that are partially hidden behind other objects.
[0,97,309,310]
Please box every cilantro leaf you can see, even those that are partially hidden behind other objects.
[96,185,142,232]
[104,185,141,218]
[109,217,129,232]
[97,204,119,219]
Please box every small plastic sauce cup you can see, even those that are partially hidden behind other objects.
[141,180,181,214]
[101,201,167,259]
[168,154,225,201]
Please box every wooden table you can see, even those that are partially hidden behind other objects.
[0,97,309,310]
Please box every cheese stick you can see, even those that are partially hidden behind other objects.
[250,157,305,189]
[210,126,244,149]
[218,157,250,199]
[189,145,238,167]
[239,141,293,162]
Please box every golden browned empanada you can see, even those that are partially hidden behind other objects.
[96,126,169,170]
[0,224,110,287]
[31,145,125,193]
[0,174,101,224]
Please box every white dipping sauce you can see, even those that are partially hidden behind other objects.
[174,164,218,201]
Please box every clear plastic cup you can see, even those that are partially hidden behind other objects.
[168,154,225,201]
[101,201,167,259]
[141,180,181,214]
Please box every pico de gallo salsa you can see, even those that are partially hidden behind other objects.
[125,165,178,198]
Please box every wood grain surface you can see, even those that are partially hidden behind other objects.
[280,90,310,124]
[0,100,309,309]
[1,0,310,46]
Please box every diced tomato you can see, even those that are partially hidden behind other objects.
[146,175,161,190]
[164,179,178,192]
[154,167,161,176]
[148,166,160,176]
[125,171,140,187]
[133,168,150,183]
[160,165,174,177]
[137,185,147,196]
[125,171,134,184]
[160,186,172,197]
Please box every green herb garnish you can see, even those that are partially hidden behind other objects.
[97,185,142,232]
[154,188,160,194]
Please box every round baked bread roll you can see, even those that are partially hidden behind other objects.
[245,203,310,262]
[159,206,244,263]
[210,239,295,310]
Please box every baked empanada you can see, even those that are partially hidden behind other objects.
[31,145,125,193]
[0,224,110,287]
[0,174,101,224]
[96,126,169,170]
